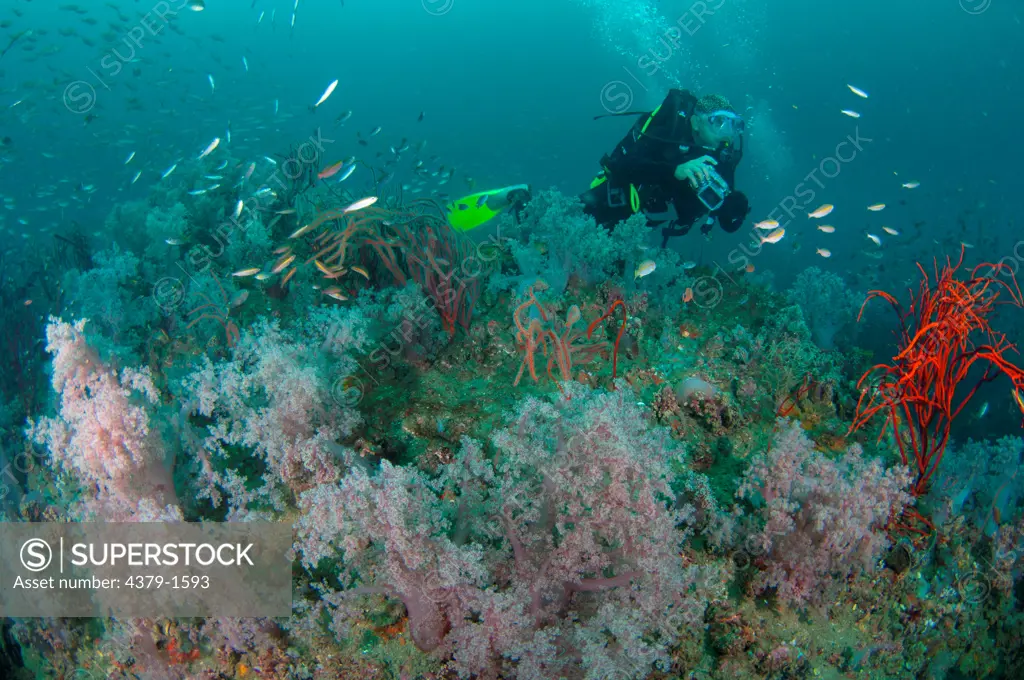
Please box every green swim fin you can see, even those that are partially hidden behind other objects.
[447,184,530,232]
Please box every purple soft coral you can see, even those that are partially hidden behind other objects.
[737,419,912,608]
[295,385,717,679]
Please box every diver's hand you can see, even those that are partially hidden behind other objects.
[674,156,718,189]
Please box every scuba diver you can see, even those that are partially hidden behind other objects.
[581,90,750,246]
[446,90,750,246]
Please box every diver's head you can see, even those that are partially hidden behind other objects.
[691,94,744,151]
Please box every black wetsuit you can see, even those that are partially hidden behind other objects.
[579,89,750,245]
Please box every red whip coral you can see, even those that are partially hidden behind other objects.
[512,288,627,396]
[849,247,1024,499]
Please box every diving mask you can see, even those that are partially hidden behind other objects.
[704,109,744,162]
[706,110,745,136]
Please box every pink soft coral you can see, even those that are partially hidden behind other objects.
[295,385,718,679]
[737,419,912,608]
[27,317,180,521]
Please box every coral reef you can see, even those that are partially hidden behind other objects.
[737,419,912,608]
[7,182,1024,680]
[295,387,719,679]
[786,266,861,349]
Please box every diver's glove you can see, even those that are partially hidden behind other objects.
[717,190,750,233]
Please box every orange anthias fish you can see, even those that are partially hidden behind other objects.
[318,161,345,180]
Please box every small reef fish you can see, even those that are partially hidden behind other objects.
[124,151,135,165]
[318,161,345,180]
[866,233,882,246]
[634,260,656,279]
[681,261,697,270]
[808,204,833,218]
[343,196,378,213]
[314,79,338,108]
[867,203,885,211]
[754,219,778,231]
[242,56,249,72]
[131,171,142,184]
[233,200,244,220]
[198,137,220,160]
[271,254,296,274]
[882,226,900,236]
[232,267,261,277]
[847,84,869,98]
[902,181,920,189]
[817,225,835,233]
[841,110,861,118]
[816,248,831,258]
[336,164,356,182]
[324,287,347,301]
[208,74,215,93]
[161,163,178,179]
[760,227,786,244]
